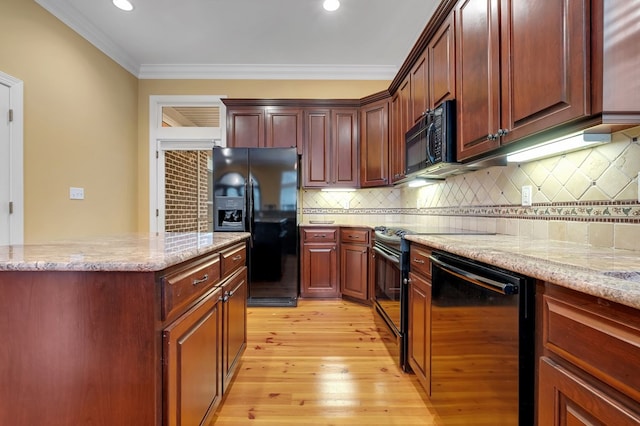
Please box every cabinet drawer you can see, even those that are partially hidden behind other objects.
[162,253,221,321]
[302,228,337,243]
[341,228,369,244]
[220,243,247,277]
[409,245,432,278]
[543,292,640,403]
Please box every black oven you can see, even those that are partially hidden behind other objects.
[372,227,413,371]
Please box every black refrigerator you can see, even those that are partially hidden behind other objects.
[212,147,299,307]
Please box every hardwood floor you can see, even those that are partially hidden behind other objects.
[212,299,441,425]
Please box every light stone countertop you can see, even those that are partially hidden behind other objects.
[0,232,250,272]
[404,234,640,310]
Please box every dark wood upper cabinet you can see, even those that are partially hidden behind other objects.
[302,108,358,188]
[265,107,303,152]
[456,0,591,161]
[390,75,411,183]
[360,98,389,187]
[410,53,429,124]
[428,12,455,109]
[227,107,265,148]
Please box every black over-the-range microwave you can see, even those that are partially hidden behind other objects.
[404,99,459,180]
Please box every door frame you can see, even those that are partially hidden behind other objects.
[148,95,226,233]
[0,71,24,245]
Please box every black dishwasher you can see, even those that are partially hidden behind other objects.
[429,251,534,426]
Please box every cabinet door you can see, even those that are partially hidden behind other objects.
[303,109,331,187]
[332,108,359,187]
[500,0,589,145]
[340,243,368,302]
[538,357,640,426]
[222,267,247,393]
[429,12,455,109]
[408,271,431,395]
[390,77,410,183]
[227,107,264,148]
[300,243,339,298]
[163,287,223,426]
[266,107,303,153]
[360,100,389,188]
[411,52,429,123]
[455,0,500,161]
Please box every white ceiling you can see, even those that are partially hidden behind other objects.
[35,0,440,80]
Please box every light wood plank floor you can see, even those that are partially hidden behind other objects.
[213,299,441,425]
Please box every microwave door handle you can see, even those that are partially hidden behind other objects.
[426,122,436,164]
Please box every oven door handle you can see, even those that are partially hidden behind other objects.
[430,256,517,295]
[373,246,400,265]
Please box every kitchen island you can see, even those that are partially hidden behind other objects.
[0,232,250,426]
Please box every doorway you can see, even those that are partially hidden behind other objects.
[149,95,225,233]
[0,71,24,245]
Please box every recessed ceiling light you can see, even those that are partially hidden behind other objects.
[323,0,340,12]
[113,0,134,12]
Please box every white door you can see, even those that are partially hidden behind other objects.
[0,82,10,245]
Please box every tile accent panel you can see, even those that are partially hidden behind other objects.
[301,128,640,249]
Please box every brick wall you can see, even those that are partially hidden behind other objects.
[165,151,210,232]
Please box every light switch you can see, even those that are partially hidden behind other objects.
[70,187,84,200]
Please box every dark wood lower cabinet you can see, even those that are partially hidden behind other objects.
[407,270,431,395]
[163,286,224,426]
[222,267,247,392]
[538,357,640,426]
[340,242,368,301]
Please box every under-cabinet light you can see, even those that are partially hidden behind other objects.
[408,178,440,188]
[113,0,134,11]
[321,187,355,192]
[506,133,611,163]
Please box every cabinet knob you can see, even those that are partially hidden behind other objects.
[497,128,509,137]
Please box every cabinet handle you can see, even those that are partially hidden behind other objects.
[228,280,245,298]
[192,274,209,286]
[314,234,326,238]
[412,258,425,264]
[232,254,242,261]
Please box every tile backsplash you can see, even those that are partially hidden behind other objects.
[302,127,640,250]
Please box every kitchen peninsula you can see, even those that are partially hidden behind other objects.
[0,232,250,426]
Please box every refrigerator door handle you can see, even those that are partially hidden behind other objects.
[244,178,253,247]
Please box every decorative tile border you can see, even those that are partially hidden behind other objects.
[303,200,640,223]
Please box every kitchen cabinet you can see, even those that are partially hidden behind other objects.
[300,227,340,298]
[407,244,432,395]
[360,98,390,187]
[428,12,455,110]
[221,266,247,393]
[538,282,640,426]
[455,0,590,161]
[163,285,224,426]
[225,105,303,153]
[410,52,429,124]
[302,108,359,188]
[390,76,411,183]
[339,228,371,303]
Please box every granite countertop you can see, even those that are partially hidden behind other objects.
[404,234,640,310]
[0,232,250,272]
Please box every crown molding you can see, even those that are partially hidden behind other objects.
[137,64,398,80]
[35,0,398,81]
[35,0,140,76]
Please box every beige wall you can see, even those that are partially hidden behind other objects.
[1,0,138,243]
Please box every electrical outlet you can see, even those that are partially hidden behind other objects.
[70,187,84,200]
[521,185,532,206]
[342,198,350,209]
